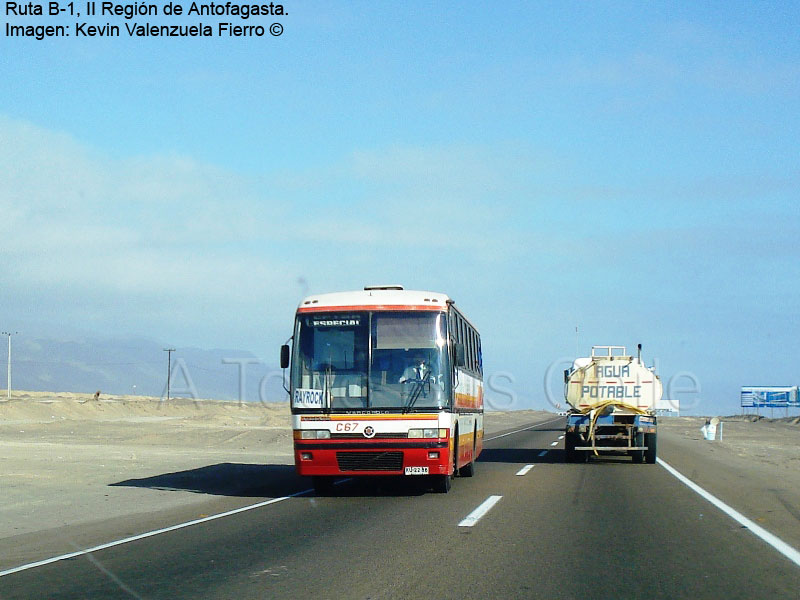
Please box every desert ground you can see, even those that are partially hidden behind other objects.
[0,391,552,541]
[657,413,800,496]
[2,391,799,561]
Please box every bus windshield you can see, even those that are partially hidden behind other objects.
[291,311,450,411]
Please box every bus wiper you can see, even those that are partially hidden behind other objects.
[403,370,431,413]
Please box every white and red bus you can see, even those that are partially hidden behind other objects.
[280,285,483,494]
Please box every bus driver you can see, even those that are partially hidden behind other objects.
[399,351,431,384]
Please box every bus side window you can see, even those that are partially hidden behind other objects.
[470,330,476,373]
[464,326,471,373]
[458,315,469,369]
[450,313,459,360]
[464,324,472,371]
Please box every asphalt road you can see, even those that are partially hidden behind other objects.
[2,417,800,599]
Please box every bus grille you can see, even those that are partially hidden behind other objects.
[336,451,404,472]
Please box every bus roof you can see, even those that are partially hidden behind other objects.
[296,288,451,313]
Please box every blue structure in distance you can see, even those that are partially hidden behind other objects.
[740,386,799,408]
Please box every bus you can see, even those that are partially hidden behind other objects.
[280,285,483,494]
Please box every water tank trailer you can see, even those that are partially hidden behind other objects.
[564,345,662,463]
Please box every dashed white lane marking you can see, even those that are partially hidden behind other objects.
[0,418,570,578]
[458,495,503,527]
[558,435,565,440]
[0,488,313,578]
[515,464,535,476]
[483,417,564,442]
[550,441,559,447]
[538,450,549,457]
[658,458,800,569]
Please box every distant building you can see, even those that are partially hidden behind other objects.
[655,398,680,417]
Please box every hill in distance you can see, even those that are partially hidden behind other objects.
[6,335,286,403]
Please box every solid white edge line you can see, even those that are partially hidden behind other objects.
[515,464,535,476]
[0,488,314,578]
[657,458,800,569]
[484,417,564,442]
[458,495,503,527]
[1,416,567,578]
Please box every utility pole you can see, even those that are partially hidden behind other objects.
[163,348,176,402]
[2,331,17,401]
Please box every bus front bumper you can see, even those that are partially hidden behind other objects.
[293,440,451,477]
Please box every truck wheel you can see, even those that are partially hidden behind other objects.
[631,432,645,463]
[312,476,335,496]
[645,433,657,464]
[564,432,577,463]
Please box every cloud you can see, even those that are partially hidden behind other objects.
[3,113,795,360]
[0,117,285,297]
[1,116,558,346]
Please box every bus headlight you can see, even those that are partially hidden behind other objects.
[295,430,330,440]
[409,429,440,439]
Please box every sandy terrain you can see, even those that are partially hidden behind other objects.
[657,414,800,550]
[3,392,799,563]
[659,415,800,478]
[0,392,550,542]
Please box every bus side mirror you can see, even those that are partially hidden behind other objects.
[454,343,466,367]
[564,369,570,383]
[280,344,290,369]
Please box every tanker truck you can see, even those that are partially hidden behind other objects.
[564,345,661,463]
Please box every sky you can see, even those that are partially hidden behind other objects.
[1,1,799,414]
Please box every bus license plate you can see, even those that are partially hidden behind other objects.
[405,467,429,475]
